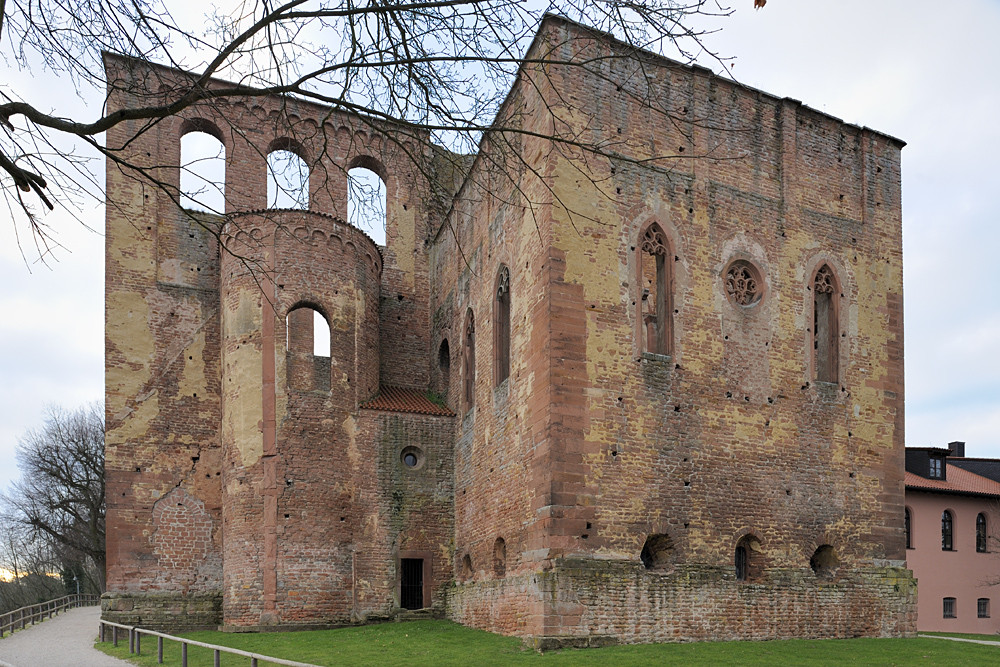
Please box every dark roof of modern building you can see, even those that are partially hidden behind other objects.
[905,466,1000,498]
[360,385,455,417]
[947,458,1000,484]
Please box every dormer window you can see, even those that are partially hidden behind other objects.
[930,457,943,479]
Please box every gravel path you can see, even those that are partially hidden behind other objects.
[0,606,133,667]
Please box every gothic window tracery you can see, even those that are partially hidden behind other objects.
[725,261,762,307]
[813,264,839,383]
[495,266,511,385]
[638,223,672,355]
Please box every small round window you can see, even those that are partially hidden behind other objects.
[724,260,763,307]
[400,446,425,470]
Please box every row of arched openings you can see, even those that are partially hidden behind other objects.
[638,221,841,382]
[177,123,387,242]
[458,537,507,580]
[908,508,989,553]
[640,533,838,580]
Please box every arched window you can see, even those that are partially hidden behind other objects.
[267,142,309,209]
[905,507,912,549]
[977,513,988,553]
[464,310,476,409]
[942,510,954,551]
[493,537,506,577]
[813,264,839,383]
[286,305,330,391]
[348,163,387,246]
[638,223,672,355]
[179,121,225,213]
[734,544,749,581]
[494,266,511,386]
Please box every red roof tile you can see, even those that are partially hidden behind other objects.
[360,386,455,417]
[905,467,1000,497]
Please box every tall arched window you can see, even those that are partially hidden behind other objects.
[905,507,912,549]
[348,162,387,246]
[813,264,839,383]
[977,513,988,553]
[267,140,309,209]
[942,510,954,551]
[179,120,225,213]
[638,223,672,355]
[494,266,511,386]
[464,310,476,409]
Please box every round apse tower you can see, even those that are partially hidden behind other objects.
[218,209,381,628]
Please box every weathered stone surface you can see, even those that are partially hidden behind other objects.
[104,15,913,643]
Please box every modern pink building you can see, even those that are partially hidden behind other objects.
[905,444,1000,633]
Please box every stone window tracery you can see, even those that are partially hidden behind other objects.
[638,223,672,355]
[724,260,762,307]
[495,266,511,385]
[813,264,839,383]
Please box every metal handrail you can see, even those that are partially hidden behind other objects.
[98,619,323,667]
[0,594,100,638]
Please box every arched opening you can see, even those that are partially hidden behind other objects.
[464,310,476,410]
[734,535,762,581]
[638,222,672,355]
[813,264,839,383]
[179,121,225,213]
[492,537,506,577]
[286,305,330,391]
[461,554,473,580]
[639,533,674,571]
[494,266,511,386]
[977,513,988,553]
[810,544,839,579]
[267,142,309,209]
[348,162,386,246]
[438,338,451,397]
[942,510,954,551]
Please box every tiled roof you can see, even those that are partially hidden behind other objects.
[360,386,455,417]
[905,466,1000,497]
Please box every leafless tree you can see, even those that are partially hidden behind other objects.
[1,403,105,592]
[0,0,750,258]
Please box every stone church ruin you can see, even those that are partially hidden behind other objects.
[103,15,915,645]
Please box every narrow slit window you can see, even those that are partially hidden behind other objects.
[464,310,476,409]
[495,266,511,386]
[813,265,839,383]
[977,513,988,553]
[638,223,672,355]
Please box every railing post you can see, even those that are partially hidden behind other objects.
[129,627,135,654]
[99,621,105,643]
[112,624,118,647]
[251,658,258,667]
[214,648,220,667]
[182,642,188,667]
[136,629,141,655]
[158,635,164,664]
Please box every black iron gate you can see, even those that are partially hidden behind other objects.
[400,558,423,610]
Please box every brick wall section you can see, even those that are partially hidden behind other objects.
[443,18,913,641]
[103,54,451,630]
[105,14,913,643]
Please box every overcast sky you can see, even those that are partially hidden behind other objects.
[2,0,998,490]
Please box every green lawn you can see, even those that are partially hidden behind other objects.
[95,620,1000,666]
